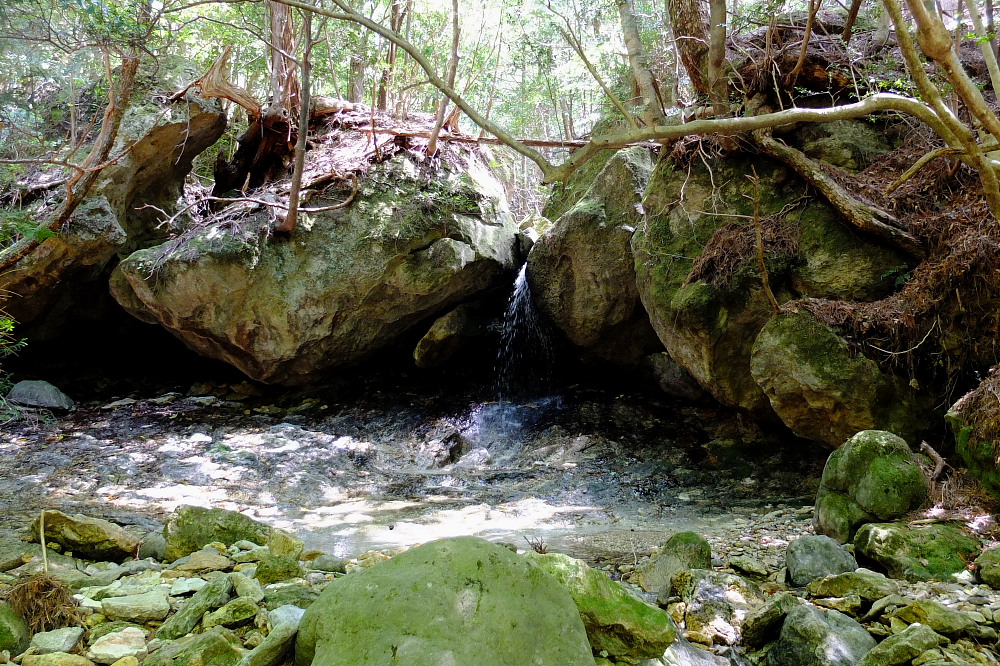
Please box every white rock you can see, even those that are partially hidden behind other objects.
[86,628,148,665]
[31,627,85,654]
[268,604,305,630]
[169,578,208,596]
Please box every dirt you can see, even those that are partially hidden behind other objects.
[0,371,828,568]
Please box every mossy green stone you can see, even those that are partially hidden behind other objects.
[0,601,29,654]
[525,551,676,660]
[203,597,259,629]
[252,554,302,586]
[141,627,243,666]
[163,506,271,562]
[262,584,318,611]
[975,546,1000,588]
[295,536,595,666]
[854,523,981,582]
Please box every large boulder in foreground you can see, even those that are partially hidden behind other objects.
[295,537,595,666]
[528,147,661,365]
[112,145,516,384]
[768,604,875,666]
[813,430,928,543]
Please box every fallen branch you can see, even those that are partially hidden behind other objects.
[919,441,949,480]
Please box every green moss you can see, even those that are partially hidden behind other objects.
[543,150,615,221]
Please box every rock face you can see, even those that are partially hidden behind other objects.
[633,152,911,422]
[750,311,923,447]
[295,537,595,666]
[528,147,661,365]
[31,510,139,562]
[854,522,980,582]
[813,431,928,543]
[112,150,516,384]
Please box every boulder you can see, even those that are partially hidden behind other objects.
[813,431,928,543]
[947,388,1000,500]
[855,622,947,666]
[112,146,517,385]
[253,554,301,586]
[768,604,876,666]
[202,597,259,630]
[741,592,802,648]
[30,510,139,562]
[162,506,272,562]
[525,551,675,660]
[672,569,764,646]
[786,535,858,586]
[173,551,232,574]
[750,311,924,446]
[634,152,911,421]
[86,627,148,664]
[805,569,900,602]
[889,599,975,637]
[6,381,75,410]
[975,546,1000,588]
[528,147,661,365]
[412,303,491,368]
[141,627,243,666]
[636,531,712,599]
[31,627,85,654]
[100,590,170,623]
[790,120,892,172]
[295,536,595,666]
[853,522,980,582]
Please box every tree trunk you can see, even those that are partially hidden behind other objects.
[269,0,300,118]
[668,0,711,96]
[376,0,406,110]
[619,0,668,126]
[348,53,367,103]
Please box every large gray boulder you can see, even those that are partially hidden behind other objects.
[6,381,75,410]
[112,148,516,384]
[814,430,928,543]
[295,537,595,666]
[786,535,858,586]
[768,605,875,666]
[672,569,764,646]
[528,147,661,365]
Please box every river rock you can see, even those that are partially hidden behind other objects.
[173,550,232,574]
[22,654,95,666]
[234,622,295,666]
[853,522,980,582]
[672,569,764,646]
[529,147,660,365]
[890,599,976,637]
[806,568,900,602]
[295,536,595,666]
[31,627,85,654]
[525,551,675,660]
[169,578,207,596]
[768,604,876,666]
[975,545,1000,588]
[750,311,923,446]
[855,622,947,666]
[634,151,911,421]
[142,627,243,666]
[637,531,712,598]
[814,430,928,543]
[786,534,858,586]
[111,142,517,385]
[86,627,148,664]
[741,592,802,648]
[101,590,170,622]
[156,574,233,640]
[203,597,259,629]
[230,574,264,603]
[6,381,75,410]
[265,532,303,560]
[253,554,301,586]
[163,506,272,562]
[262,584,317,611]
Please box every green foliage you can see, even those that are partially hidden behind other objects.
[0,209,55,248]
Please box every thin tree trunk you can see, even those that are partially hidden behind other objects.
[786,0,822,87]
[427,0,459,156]
[277,8,312,234]
[706,0,728,110]
[376,0,406,110]
[619,0,668,126]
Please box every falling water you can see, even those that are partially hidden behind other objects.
[464,263,558,460]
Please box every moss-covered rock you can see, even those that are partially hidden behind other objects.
[142,627,244,666]
[294,537,595,666]
[750,311,925,447]
[975,546,1000,588]
[813,431,927,543]
[252,554,302,586]
[633,152,910,423]
[163,506,272,562]
[853,522,980,582]
[946,392,1000,500]
[790,120,893,172]
[524,551,675,660]
[768,605,876,666]
[672,569,764,646]
[636,531,712,599]
[29,511,140,563]
[112,145,516,385]
[0,601,30,654]
[528,147,661,365]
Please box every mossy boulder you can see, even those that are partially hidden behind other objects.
[252,554,302,586]
[0,601,30,654]
[112,145,516,385]
[525,551,675,660]
[633,152,909,421]
[813,430,928,543]
[750,311,924,447]
[294,537,595,666]
[636,531,712,599]
[975,546,1000,588]
[141,627,244,666]
[528,147,661,365]
[29,510,139,563]
[163,506,272,562]
[854,522,981,582]
[946,387,1000,500]
[790,119,892,172]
